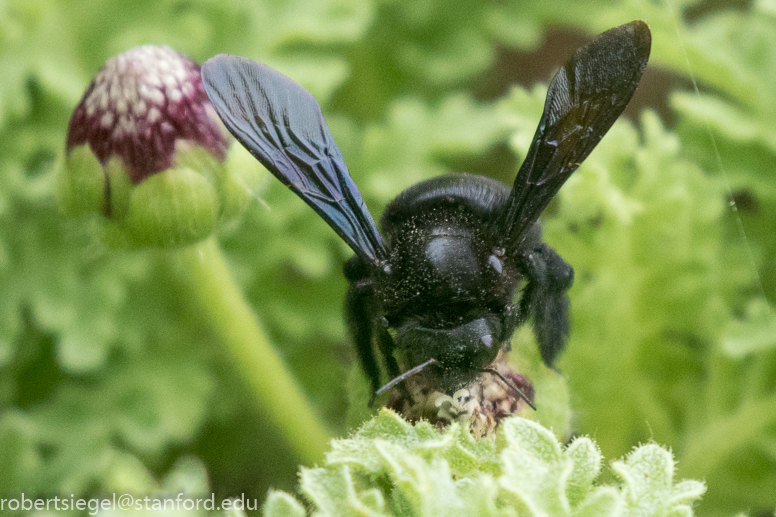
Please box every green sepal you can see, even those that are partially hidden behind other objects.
[173,139,225,176]
[57,144,106,217]
[120,167,219,248]
[216,143,267,223]
[104,156,133,220]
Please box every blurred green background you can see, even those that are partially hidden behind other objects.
[2,0,776,515]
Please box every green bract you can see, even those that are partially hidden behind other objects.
[59,142,265,249]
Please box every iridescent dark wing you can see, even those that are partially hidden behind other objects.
[496,20,651,246]
[202,55,387,267]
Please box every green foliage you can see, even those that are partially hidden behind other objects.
[263,410,705,517]
[2,0,775,516]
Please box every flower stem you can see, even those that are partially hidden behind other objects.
[175,237,331,464]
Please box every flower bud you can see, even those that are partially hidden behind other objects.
[387,360,534,439]
[60,45,263,247]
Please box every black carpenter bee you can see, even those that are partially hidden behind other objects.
[202,21,651,409]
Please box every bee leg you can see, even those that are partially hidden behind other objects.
[344,258,381,403]
[517,234,574,367]
[376,324,401,384]
[375,324,416,405]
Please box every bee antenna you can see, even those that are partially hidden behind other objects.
[481,368,537,411]
[369,358,437,407]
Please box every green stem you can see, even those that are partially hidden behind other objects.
[175,237,331,465]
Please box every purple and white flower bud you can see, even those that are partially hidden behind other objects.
[66,45,228,184]
[59,45,262,247]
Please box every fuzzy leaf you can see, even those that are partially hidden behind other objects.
[612,444,706,516]
[270,412,704,517]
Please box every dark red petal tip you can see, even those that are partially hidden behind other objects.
[67,45,229,183]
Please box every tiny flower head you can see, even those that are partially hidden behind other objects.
[66,45,228,183]
[59,45,263,247]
